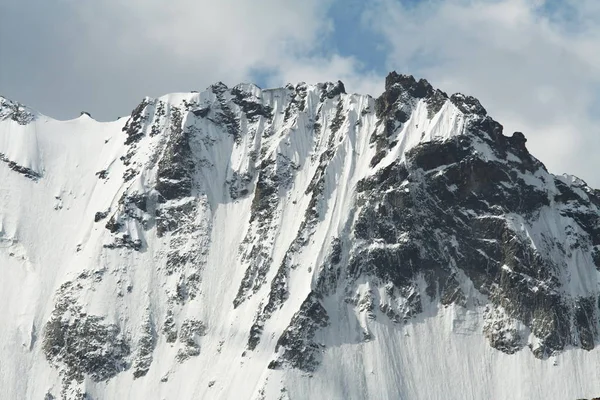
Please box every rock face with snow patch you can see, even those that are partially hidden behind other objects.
[0,73,599,400]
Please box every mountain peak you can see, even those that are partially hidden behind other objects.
[1,72,599,400]
[450,92,487,116]
[0,95,37,125]
[376,71,448,120]
[384,71,437,98]
[317,80,346,98]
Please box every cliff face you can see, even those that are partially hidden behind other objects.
[0,73,598,400]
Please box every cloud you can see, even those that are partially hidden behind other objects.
[264,54,383,98]
[363,0,600,186]
[1,0,597,185]
[1,0,380,120]
[73,0,333,72]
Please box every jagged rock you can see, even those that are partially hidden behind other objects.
[132,315,157,378]
[269,292,329,372]
[43,314,130,382]
[155,106,193,202]
[94,211,109,222]
[103,234,142,251]
[163,310,178,343]
[43,280,130,384]
[0,152,41,180]
[375,72,442,119]
[284,83,308,121]
[231,86,273,122]
[318,80,346,101]
[176,319,207,362]
[450,93,487,115]
[0,97,36,124]
[123,99,150,145]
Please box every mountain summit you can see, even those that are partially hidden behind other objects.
[1,73,599,400]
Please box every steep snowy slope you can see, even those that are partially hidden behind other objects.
[0,73,598,400]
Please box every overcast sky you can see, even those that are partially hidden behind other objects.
[1,0,599,187]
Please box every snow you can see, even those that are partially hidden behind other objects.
[382,100,467,167]
[0,85,598,400]
[282,302,600,400]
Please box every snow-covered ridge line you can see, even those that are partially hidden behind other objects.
[0,72,599,400]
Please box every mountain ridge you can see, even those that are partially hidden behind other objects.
[0,72,598,400]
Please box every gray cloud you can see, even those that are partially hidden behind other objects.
[1,0,598,186]
[364,0,600,186]
[1,0,349,120]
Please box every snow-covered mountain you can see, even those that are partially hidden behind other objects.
[1,73,599,400]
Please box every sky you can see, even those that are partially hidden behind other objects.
[1,0,599,187]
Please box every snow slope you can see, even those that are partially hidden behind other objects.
[0,75,598,400]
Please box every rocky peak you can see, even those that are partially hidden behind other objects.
[376,72,448,122]
[0,95,37,125]
[450,92,487,116]
[384,71,435,98]
[209,81,229,95]
[317,80,346,99]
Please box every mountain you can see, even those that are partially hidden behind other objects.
[0,73,599,400]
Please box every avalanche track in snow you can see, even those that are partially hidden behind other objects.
[0,74,599,400]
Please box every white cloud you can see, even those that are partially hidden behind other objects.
[3,0,597,186]
[364,0,600,186]
[265,54,383,97]
[75,0,332,72]
[71,0,376,91]
[30,0,380,118]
